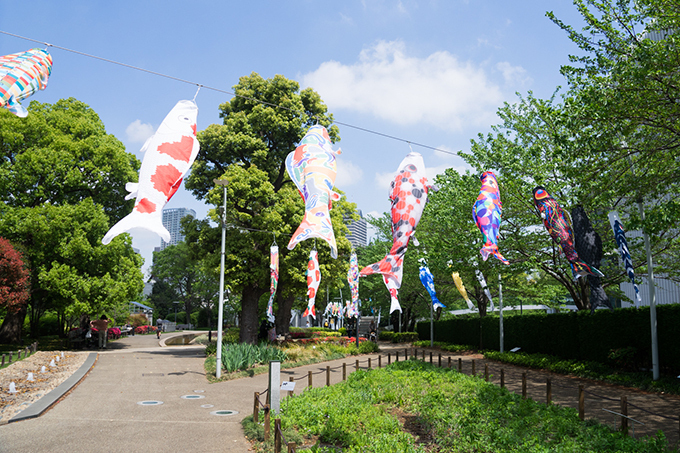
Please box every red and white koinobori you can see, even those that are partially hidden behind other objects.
[103,100,199,245]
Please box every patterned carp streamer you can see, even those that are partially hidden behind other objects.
[103,100,199,244]
[303,249,321,319]
[286,125,341,259]
[419,259,445,309]
[452,272,475,310]
[532,186,603,279]
[608,211,642,307]
[347,250,360,315]
[475,268,495,312]
[360,152,434,313]
[266,245,279,323]
[0,48,53,117]
[473,171,509,264]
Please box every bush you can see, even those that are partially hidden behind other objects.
[134,325,157,335]
[378,331,394,341]
[127,313,149,327]
[220,342,287,373]
[358,340,379,354]
[391,332,419,343]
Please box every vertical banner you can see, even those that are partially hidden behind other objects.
[266,244,279,323]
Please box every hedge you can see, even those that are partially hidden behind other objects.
[417,305,680,374]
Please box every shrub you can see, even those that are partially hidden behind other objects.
[358,340,379,354]
[378,331,394,341]
[391,332,419,343]
[220,342,287,373]
[107,327,121,340]
[127,313,148,327]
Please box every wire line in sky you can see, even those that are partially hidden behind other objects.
[1,30,459,157]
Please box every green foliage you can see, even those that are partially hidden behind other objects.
[485,350,680,396]
[127,314,148,327]
[204,327,239,356]
[358,340,379,354]
[220,342,288,373]
[419,305,680,375]
[265,360,670,452]
[413,340,475,353]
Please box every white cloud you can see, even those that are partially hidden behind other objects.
[335,158,364,187]
[496,61,533,86]
[375,170,395,192]
[302,40,506,131]
[125,119,155,143]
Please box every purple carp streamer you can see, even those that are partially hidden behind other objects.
[286,125,341,259]
[608,211,641,307]
[0,48,52,117]
[532,186,603,279]
[266,244,279,323]
[419,259,445,309]
[473,171,509,264]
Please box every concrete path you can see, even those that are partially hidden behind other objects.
[1,336,679,452]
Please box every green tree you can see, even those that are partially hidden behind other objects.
[0,98,140,222]
[151,242,218,327]
[148,280,179,321]
[185,73,354,344]
[548,0,680,281]
[0,200,144,341]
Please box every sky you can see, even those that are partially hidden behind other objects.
[0,1,586,277]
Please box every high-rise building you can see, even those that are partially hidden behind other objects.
[345,210,368,248]
[160,207,196,250]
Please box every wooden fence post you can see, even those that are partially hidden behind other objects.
[522,373,527,399]
[368,358,371,370]
[438,354,442,367]
[378,355,382,368]
[578,385,585,420]
[471,360,476,376]
[620,395,628,435]
[326,366,330,386]
[308,371,312,389]
[546,378,552,405]
[264,405,271,442]
[342,363,346,381]
[448,356,451,368]
[288,377,295,397]
[405,348,408,359]
[388,353,391,365]
[253,392,260,423]
[1,354,5,367]
[275,418,282,453]
[484,364,489,381]
[355,359,359,371]
[422,350,425,361]
[458,358,462,372]
[500,369,505,388]
[395,351,399,362]
[429,352,433,364]
[287,442,297,452]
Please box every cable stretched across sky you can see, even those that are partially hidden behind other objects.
[0,29,459,157]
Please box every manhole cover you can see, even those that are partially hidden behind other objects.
[201,404,214,408]
[181,394,205,400]
[137,400,163,406]
[210,410,238,416]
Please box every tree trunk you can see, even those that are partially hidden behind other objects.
[240,286,265,344]
[0,303,27,344]
[275,294,294,336]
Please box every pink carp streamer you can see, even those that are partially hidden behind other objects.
[266,244,279,323]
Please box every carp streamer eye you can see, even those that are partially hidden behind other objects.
[178,115,192,123]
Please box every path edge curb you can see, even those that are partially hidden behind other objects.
[8,352,98,423]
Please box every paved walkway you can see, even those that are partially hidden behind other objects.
[1,336,678,452]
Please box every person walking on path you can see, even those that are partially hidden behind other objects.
[90,315,110,349]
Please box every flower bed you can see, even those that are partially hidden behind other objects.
[134,325,157,335]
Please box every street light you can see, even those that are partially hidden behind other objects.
[214,178,229,379]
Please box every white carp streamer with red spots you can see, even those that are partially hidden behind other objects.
[360,152,434,313]
[102,100,199,245]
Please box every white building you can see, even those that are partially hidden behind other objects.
[160,207,196,250]
[345,210,368,248]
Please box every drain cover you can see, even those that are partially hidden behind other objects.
[210,410,238,416]
[181,394,205,400]
[201,404,214,408]
[137,400,163,406]
[194,389,205,393]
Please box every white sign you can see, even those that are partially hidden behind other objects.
[280,381,296,391]
[510,347,521,353]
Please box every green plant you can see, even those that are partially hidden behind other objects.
[391,332,419,343]
[358,340,379,354]
[220,342,288,373]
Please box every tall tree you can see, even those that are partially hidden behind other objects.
[151,242,218,326]
[185,73,353,344]
[0,200,144,341]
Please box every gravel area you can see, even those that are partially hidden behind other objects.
[0,350,89,423]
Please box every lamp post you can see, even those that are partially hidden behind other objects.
[214,178,229,379]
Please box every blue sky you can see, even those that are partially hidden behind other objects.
[1,1,585,275]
